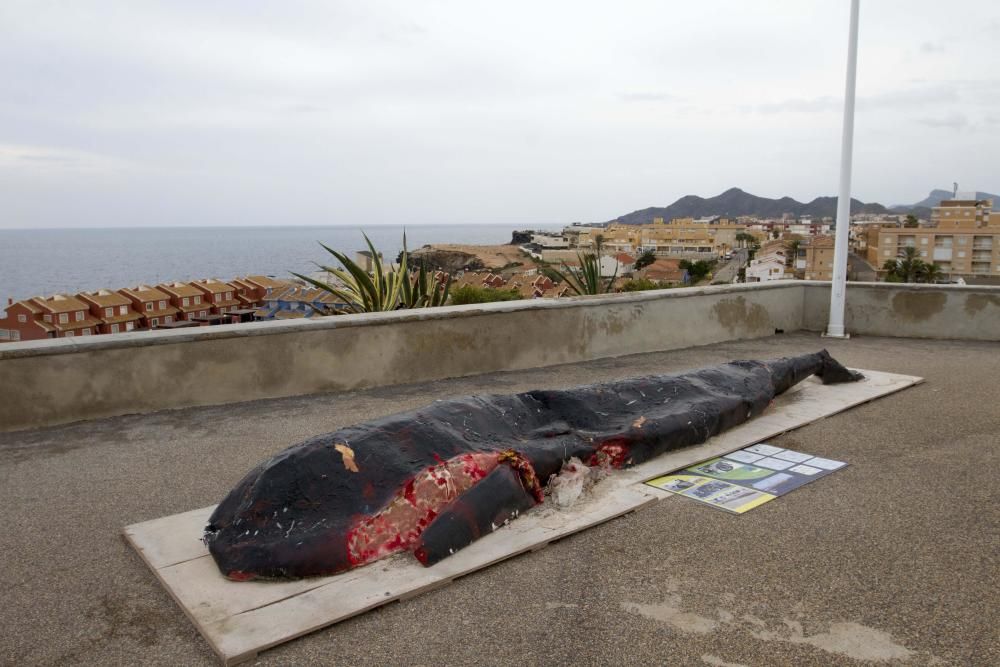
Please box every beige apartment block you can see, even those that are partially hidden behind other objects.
[877,199,999,280]
[579,221,749,257]
[802,235,836,281]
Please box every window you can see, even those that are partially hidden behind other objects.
[226,291,232,300]
[165,315,173,324]
[182,297,190,307]
[105,307,113,317]
[159,300,166,309]
[120,305,127,315]
[64,330,74,337]
[194,295,201,304]
[921,238,928,245]
[110,324,120,333]
[125,322,134,331]
[44,314,52,322]
[145,302,153,312]
[11,330,19,341]
[75,311,84,321]
[200,310,206,317]
[82,328,91,335]
[151,318,159,326]
[59,313,68,324]
[17,314,26,323]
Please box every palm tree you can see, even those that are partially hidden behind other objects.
[593,233,606,257]
[882,246,927,283]
[735,232,756,249]
[634,249,656,270]
[787,239,801,267]
[917,261,944,284]
[542,252,616,295]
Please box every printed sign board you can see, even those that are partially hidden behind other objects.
[645,443,846,513]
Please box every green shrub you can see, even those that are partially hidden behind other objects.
[450,285,522,305]
[620,278,661,292]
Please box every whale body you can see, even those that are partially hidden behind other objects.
[204,350,861,580]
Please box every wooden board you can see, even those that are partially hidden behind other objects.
[124,368,921,665]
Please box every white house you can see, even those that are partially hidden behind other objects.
[746,257,787,283]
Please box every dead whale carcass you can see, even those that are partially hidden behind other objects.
[204,350,861,580]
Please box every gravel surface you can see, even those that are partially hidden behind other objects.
[1,333,997,666]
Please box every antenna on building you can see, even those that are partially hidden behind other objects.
[953,182,958,198]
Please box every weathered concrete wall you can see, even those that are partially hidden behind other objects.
[0,283,804,432]
[5,281,994,432]
[802,282,1000,340]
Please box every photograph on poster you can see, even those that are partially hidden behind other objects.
[646,443,847,514]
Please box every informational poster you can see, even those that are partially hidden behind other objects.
[645,443,847,514]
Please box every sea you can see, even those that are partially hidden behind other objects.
[0,224,562,308]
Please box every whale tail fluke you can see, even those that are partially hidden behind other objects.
[815,349,864,384]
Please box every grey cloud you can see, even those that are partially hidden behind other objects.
[756,84,961,115]
[919,41,944,53]
[757,96,839,114]
[619,92,678,103]
[916,113,969,129]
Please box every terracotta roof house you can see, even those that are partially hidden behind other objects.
[77,290,144,334]
[191,279,241,315]
[636,259,689,285]
[482,273,507,289]
[31,294,104,337]
[0,298,52,342]
[118,285,180,329]
[230,276,290,310]
[158,282,211,321]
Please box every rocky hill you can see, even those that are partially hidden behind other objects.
[610,187,889,225]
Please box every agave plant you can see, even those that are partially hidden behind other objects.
[401,260,452,308]
[292,233,410,313]
[542,252,616,295]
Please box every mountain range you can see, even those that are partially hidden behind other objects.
[608,187,997,225]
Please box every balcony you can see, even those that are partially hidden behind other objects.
[1,281,999,665]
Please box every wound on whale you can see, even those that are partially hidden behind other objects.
[204,350,862,580]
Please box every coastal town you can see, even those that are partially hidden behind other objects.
[2,192,997,343]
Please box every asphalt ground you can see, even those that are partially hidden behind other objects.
[1,333,997,666]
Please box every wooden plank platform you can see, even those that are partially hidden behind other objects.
[124,368,921,665]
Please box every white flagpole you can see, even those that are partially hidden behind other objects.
[826,0,860,338]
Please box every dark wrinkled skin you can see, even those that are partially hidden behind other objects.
[205,350,861,580]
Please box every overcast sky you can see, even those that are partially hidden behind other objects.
[2,0,998,229]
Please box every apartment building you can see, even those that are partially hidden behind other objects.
[802,235,836,281]
[77,290,144,334]
[577,221,747,257]
[876,199,999,280]
[119,285,180,329]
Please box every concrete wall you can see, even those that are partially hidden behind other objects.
[802,282,1000,340]
[0,283,804,432]
[2,281,996,432]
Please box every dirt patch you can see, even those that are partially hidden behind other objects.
[891,290,947,322]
